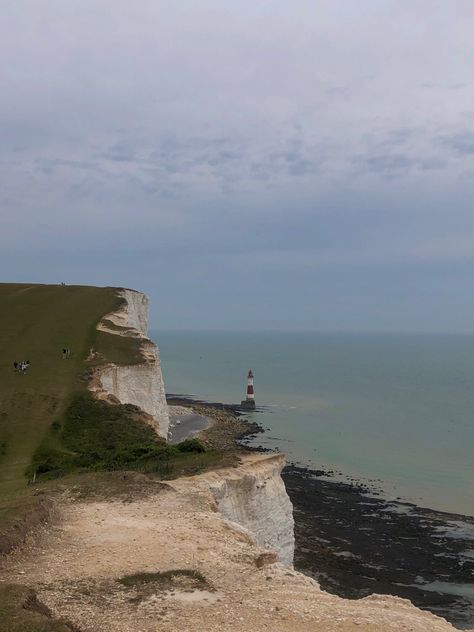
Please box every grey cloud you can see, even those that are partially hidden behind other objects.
[351,152,414,178]
[366,154,413,172]
[420,157,447,171]
[378,128,421,147]
[2,1,474,331]
[440,132,474,155]
[103,144,136,162]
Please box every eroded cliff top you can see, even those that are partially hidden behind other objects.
[2,454,465,632]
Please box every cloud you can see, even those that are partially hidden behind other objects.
[439,131,474,155]
[2,1,474,330]
[356,153,414,177]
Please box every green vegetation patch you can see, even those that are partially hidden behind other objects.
[91,330,145,366]
[118,569,208,588]
[0,584,81,632]
[28,393,212,481]
[0,283,128,536]
[117,569,213,603]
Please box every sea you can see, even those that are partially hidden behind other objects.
[153,331,474,518]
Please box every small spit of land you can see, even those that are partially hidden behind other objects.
[167,395,264,450]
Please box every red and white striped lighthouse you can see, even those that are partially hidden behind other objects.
[246,369,255,400]
[241,369,256,409]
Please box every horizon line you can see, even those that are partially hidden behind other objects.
[149,328,474,335]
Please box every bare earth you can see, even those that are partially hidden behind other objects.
[0,456,465,632]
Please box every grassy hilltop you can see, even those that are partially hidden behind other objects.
[0,283,228,544]
[0,284,122,519]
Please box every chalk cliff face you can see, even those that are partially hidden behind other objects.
[94,289,170,438]
[204,454,295,566]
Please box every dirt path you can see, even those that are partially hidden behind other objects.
[0,461,463,632]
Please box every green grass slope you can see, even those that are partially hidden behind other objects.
[0,283,122,523]
[0,283,230,538]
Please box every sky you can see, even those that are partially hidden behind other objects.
[1,0,474,331]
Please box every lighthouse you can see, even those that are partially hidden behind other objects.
[241,369,256,409]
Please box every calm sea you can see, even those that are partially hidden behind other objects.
[152,331,474,517]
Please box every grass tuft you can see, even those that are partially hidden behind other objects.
[118,569,208,588]
[117,569,213,602]
[90,330,145,366]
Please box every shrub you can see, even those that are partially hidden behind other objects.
[28,393,208,480]
[176,438,206,453]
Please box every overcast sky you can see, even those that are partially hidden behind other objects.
[1,1,474,331]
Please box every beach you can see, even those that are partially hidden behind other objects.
[168,406,211,444]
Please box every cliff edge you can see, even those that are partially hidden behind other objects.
[204,453,294,566]
[92,288,170,438]
[2,454,464,632]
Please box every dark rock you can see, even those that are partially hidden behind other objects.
[282,464,474,629]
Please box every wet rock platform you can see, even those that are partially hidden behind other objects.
[282,464,474,630]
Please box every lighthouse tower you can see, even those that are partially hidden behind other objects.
[241,369,256,409]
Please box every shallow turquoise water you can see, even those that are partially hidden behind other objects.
[153,331,474,516]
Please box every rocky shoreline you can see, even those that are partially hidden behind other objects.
[168,394,474,630]
[283,464,474,629]
[166,394,264,451]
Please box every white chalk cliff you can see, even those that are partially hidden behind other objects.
[93,288,170,438]
[199,454,295,566]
